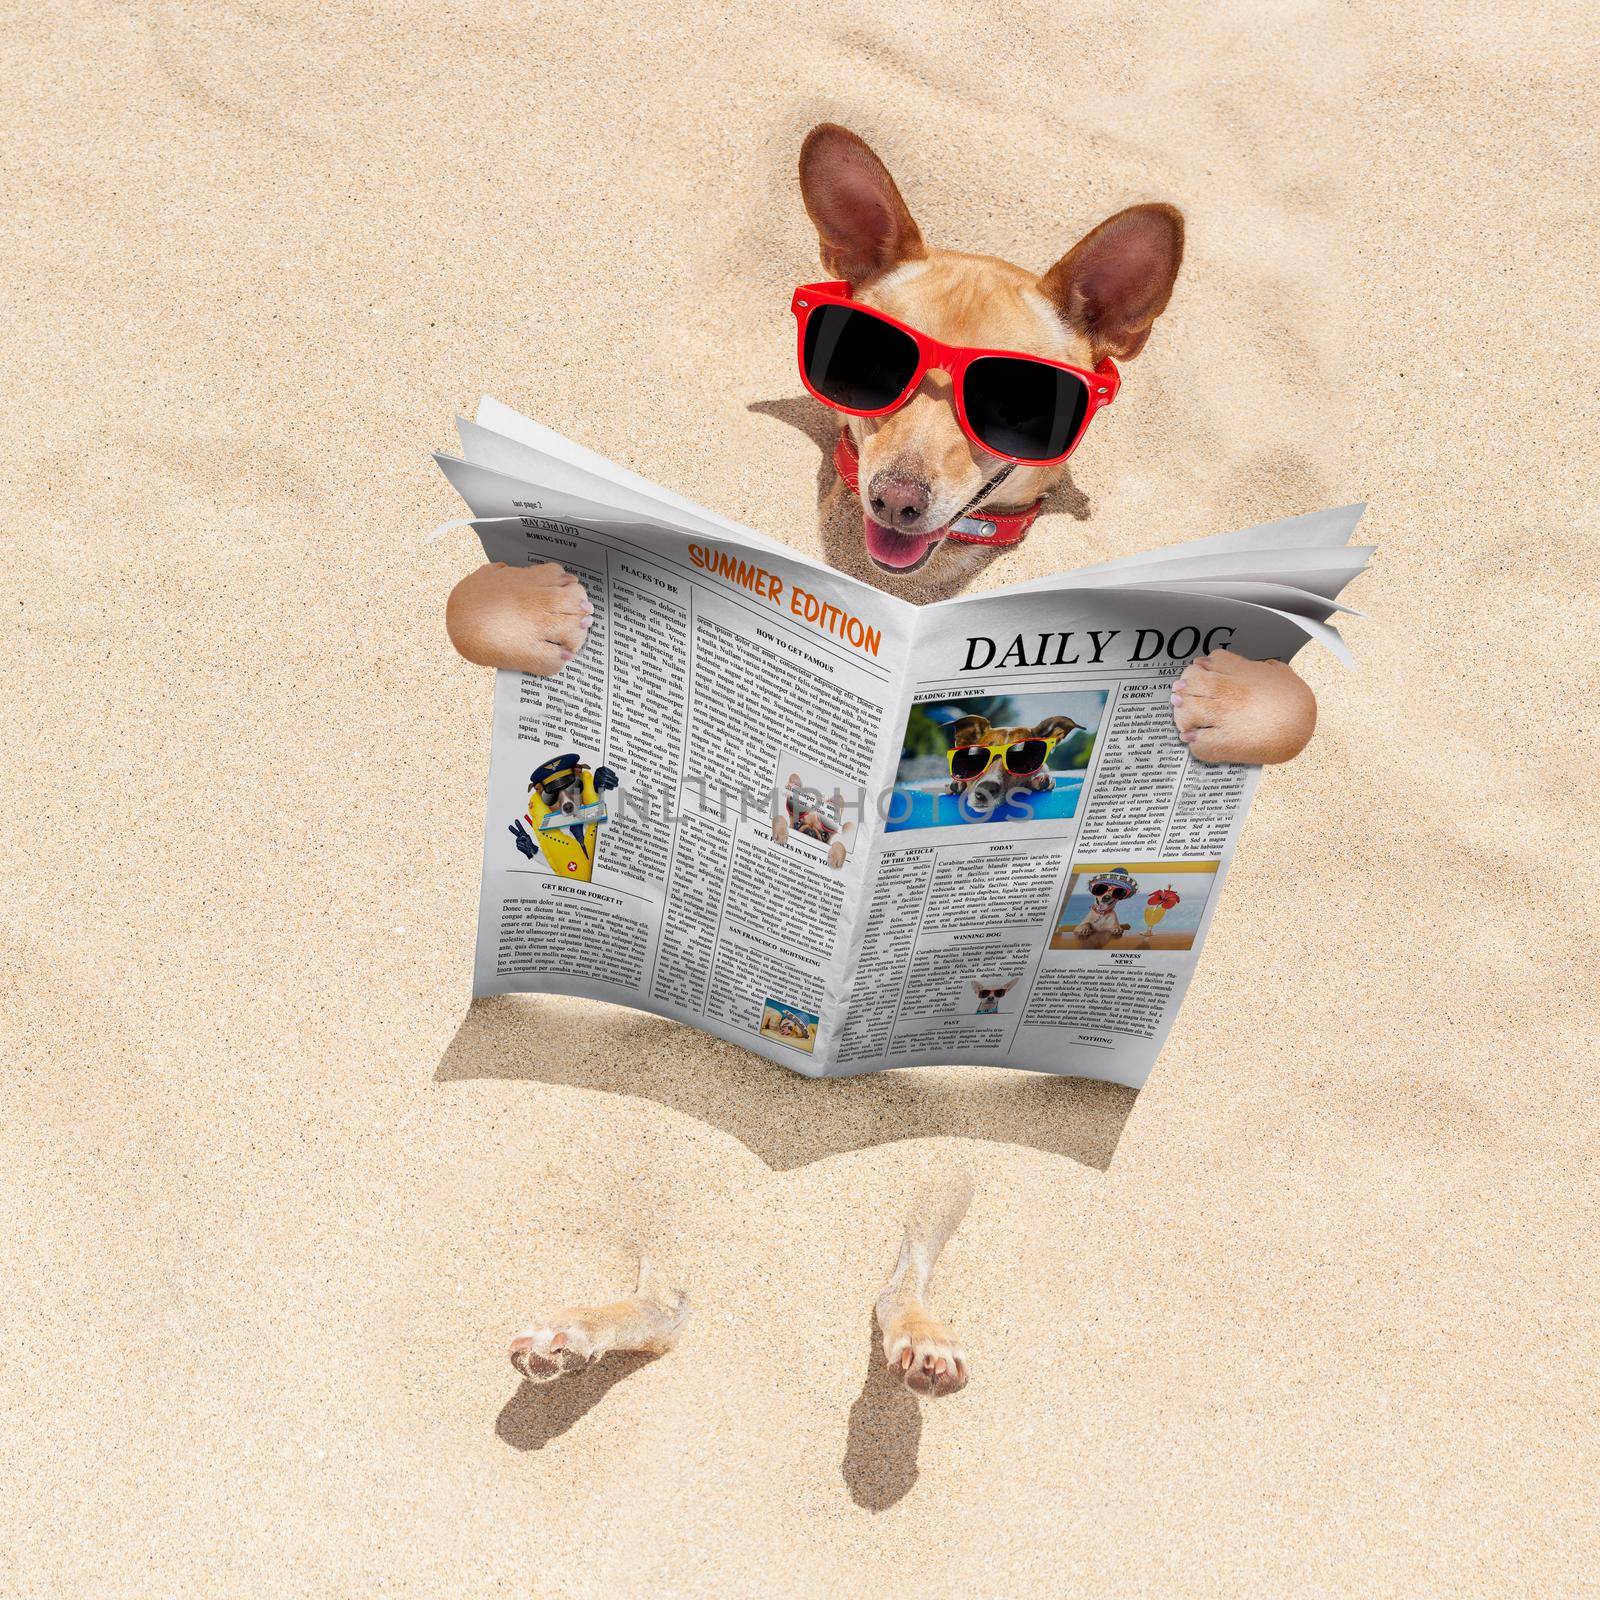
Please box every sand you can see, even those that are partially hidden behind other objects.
[2,2,1595,1593]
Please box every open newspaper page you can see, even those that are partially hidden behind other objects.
[435,441,916,1075]
[435,402,1368,1084]
[830,512,1368,1086]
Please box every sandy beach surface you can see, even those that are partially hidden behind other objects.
[3,3,1594,1593]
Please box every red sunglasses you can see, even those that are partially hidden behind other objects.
[791,281,1119,467]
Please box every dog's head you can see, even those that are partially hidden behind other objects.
[973,978,1017,1009]
[947,713,1081,773]
[537,771,588,816]
[799,125,1183,579]
[1088,870,1138,910]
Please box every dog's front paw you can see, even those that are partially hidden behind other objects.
[1170,651,1316,765]
[446,560,594,676]
[881,1308,968,1397]
[827,838,847,869]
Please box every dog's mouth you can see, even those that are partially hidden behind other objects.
[862,461,1015,573]
[863,514,945,573]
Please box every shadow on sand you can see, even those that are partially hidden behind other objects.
[841,1320,924,1509]
[437,996,1135,1172]
[495,1352,660,1452]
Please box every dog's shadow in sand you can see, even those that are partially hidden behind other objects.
[496,1353,658,1452]
[438,998,1134,1171]
[841,1321,924,1509]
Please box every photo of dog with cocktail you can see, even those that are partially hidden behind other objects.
[1053,861,1219,953]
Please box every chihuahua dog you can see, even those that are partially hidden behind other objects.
[449,124,1320,1402]
[1071,878,1137,950]
[972,979,1017,1016]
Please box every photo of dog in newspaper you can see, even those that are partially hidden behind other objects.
[768,752,855,870]
[886,690,1107,833]
[758,999,820,1052]
[972,978,1019,1015]
[507,750,619,882]
[1052,862,1219,952]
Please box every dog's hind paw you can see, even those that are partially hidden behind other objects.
[881,1308,968,1397]
[509,1319,602,1380]
[509,1257,688,1381]
[509,1296,686,1380]
[1170,650,1316,766]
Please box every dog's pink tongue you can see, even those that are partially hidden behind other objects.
[864,516,938,570]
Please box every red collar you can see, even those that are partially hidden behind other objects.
[832,432,1043,548]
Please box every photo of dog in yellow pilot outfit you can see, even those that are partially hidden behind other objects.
[509,752,619,882]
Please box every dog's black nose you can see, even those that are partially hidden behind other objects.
[867,473,931,526]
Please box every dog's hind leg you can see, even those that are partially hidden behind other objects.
[509,1252,688,1381]
[875,1169,974,1397]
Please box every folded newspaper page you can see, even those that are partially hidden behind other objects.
[433,399,1370,1086]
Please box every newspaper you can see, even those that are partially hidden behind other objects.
[433,398,1370,1086]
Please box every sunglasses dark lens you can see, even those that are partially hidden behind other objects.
[802,304,919,413]
[962,356,1089,460]
[1004,739,1050,774]
[950,745,992,780]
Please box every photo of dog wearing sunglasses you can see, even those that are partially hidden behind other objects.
[887,690,1105,833]
[507,751,619,883]
[758,998,821,1052]
[972,978,1018,1016]
[1054,862,1218,953]
[445,123,1321,1403]
[1068,867,1140,950]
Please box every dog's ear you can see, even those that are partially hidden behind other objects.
[1031,715,1081,741]
[948,715,991,746]
[1040,204,1184,362]
[799,124,927,286]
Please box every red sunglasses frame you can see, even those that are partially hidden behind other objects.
[791,280,1120,468]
